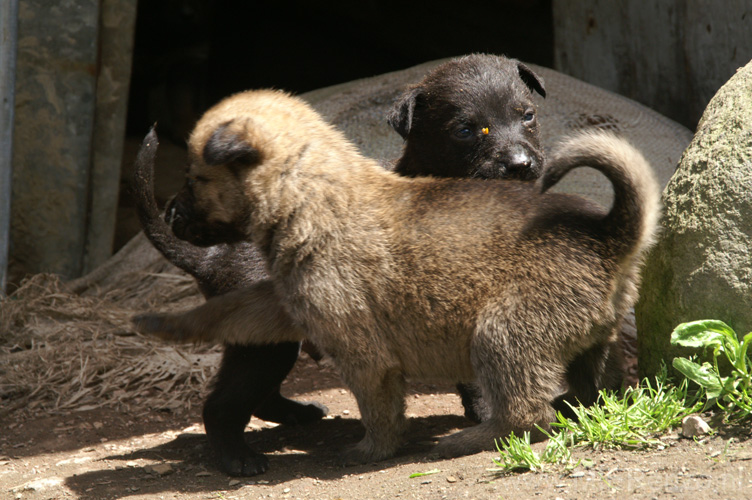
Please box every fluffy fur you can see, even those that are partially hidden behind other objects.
[134,89,660,463]
[132,53,550,476]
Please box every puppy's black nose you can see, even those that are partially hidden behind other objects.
[498,148,537,179]
[505,152,533,171]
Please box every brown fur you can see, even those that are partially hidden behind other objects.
[131,54,549,476]
[134,89,660,462]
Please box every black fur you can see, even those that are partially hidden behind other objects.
[389,54,546,181]
[203,121,260,167]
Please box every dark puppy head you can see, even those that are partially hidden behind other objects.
[388,53,545,181]
[165,120,260,247]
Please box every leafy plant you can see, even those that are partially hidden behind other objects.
[671,319,752,420]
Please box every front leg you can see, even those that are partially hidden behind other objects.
[133,280,305,345]
[338,365,409,465]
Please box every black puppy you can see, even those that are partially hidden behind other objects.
[390,54,545,180]
[133,53,546,476]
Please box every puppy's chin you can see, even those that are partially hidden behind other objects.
[473,162,541,181]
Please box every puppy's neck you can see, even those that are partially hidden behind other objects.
[246,130,395,260]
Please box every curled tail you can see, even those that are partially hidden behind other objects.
[537,131,661,257]
[131,127,211,276]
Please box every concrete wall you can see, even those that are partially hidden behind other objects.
[8,0,136,285]
[553,0,752,130]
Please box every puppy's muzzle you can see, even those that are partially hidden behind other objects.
[164,196,247,247]
[498,148,540,181]
[479,144,542,181]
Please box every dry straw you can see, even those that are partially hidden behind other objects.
[0,253,221,420]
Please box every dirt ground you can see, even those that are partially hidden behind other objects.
[2,351,752,500]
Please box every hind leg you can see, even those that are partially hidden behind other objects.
[435,321,561,457]
[133,281,305,345]
[254,388,328,425]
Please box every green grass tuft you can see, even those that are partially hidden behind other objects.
[492,365,701,474]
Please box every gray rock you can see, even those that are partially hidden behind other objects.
[681,415,711,438]
[636,60,752,377]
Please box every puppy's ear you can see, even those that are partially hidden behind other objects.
[203,121,260,168]
[387,86,423,139]
[517,62,546,98]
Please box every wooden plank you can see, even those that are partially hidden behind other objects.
[0,0,19,293]
[84,0,137,274]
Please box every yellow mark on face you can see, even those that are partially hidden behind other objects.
[481,127,489,135]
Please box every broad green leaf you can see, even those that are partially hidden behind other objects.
[737,331,752,374]
[672,357,723,398]
[671,320,738,350]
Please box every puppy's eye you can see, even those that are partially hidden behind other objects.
[454,127,473,139]
[523,111,536,123]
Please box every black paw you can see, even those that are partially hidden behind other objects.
[218,448,270,477]
[289,401,329,425]
[253,397,329,426]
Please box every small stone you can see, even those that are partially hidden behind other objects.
[146,463,174,476]
[569,471,585,478]
[228,479,240,486]
[681,415,711,438]
[195,471,212,477]
[446,476,458,483]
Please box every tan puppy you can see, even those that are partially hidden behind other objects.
[134,89,660,463]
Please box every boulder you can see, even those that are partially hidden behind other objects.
[636,60,752,377]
